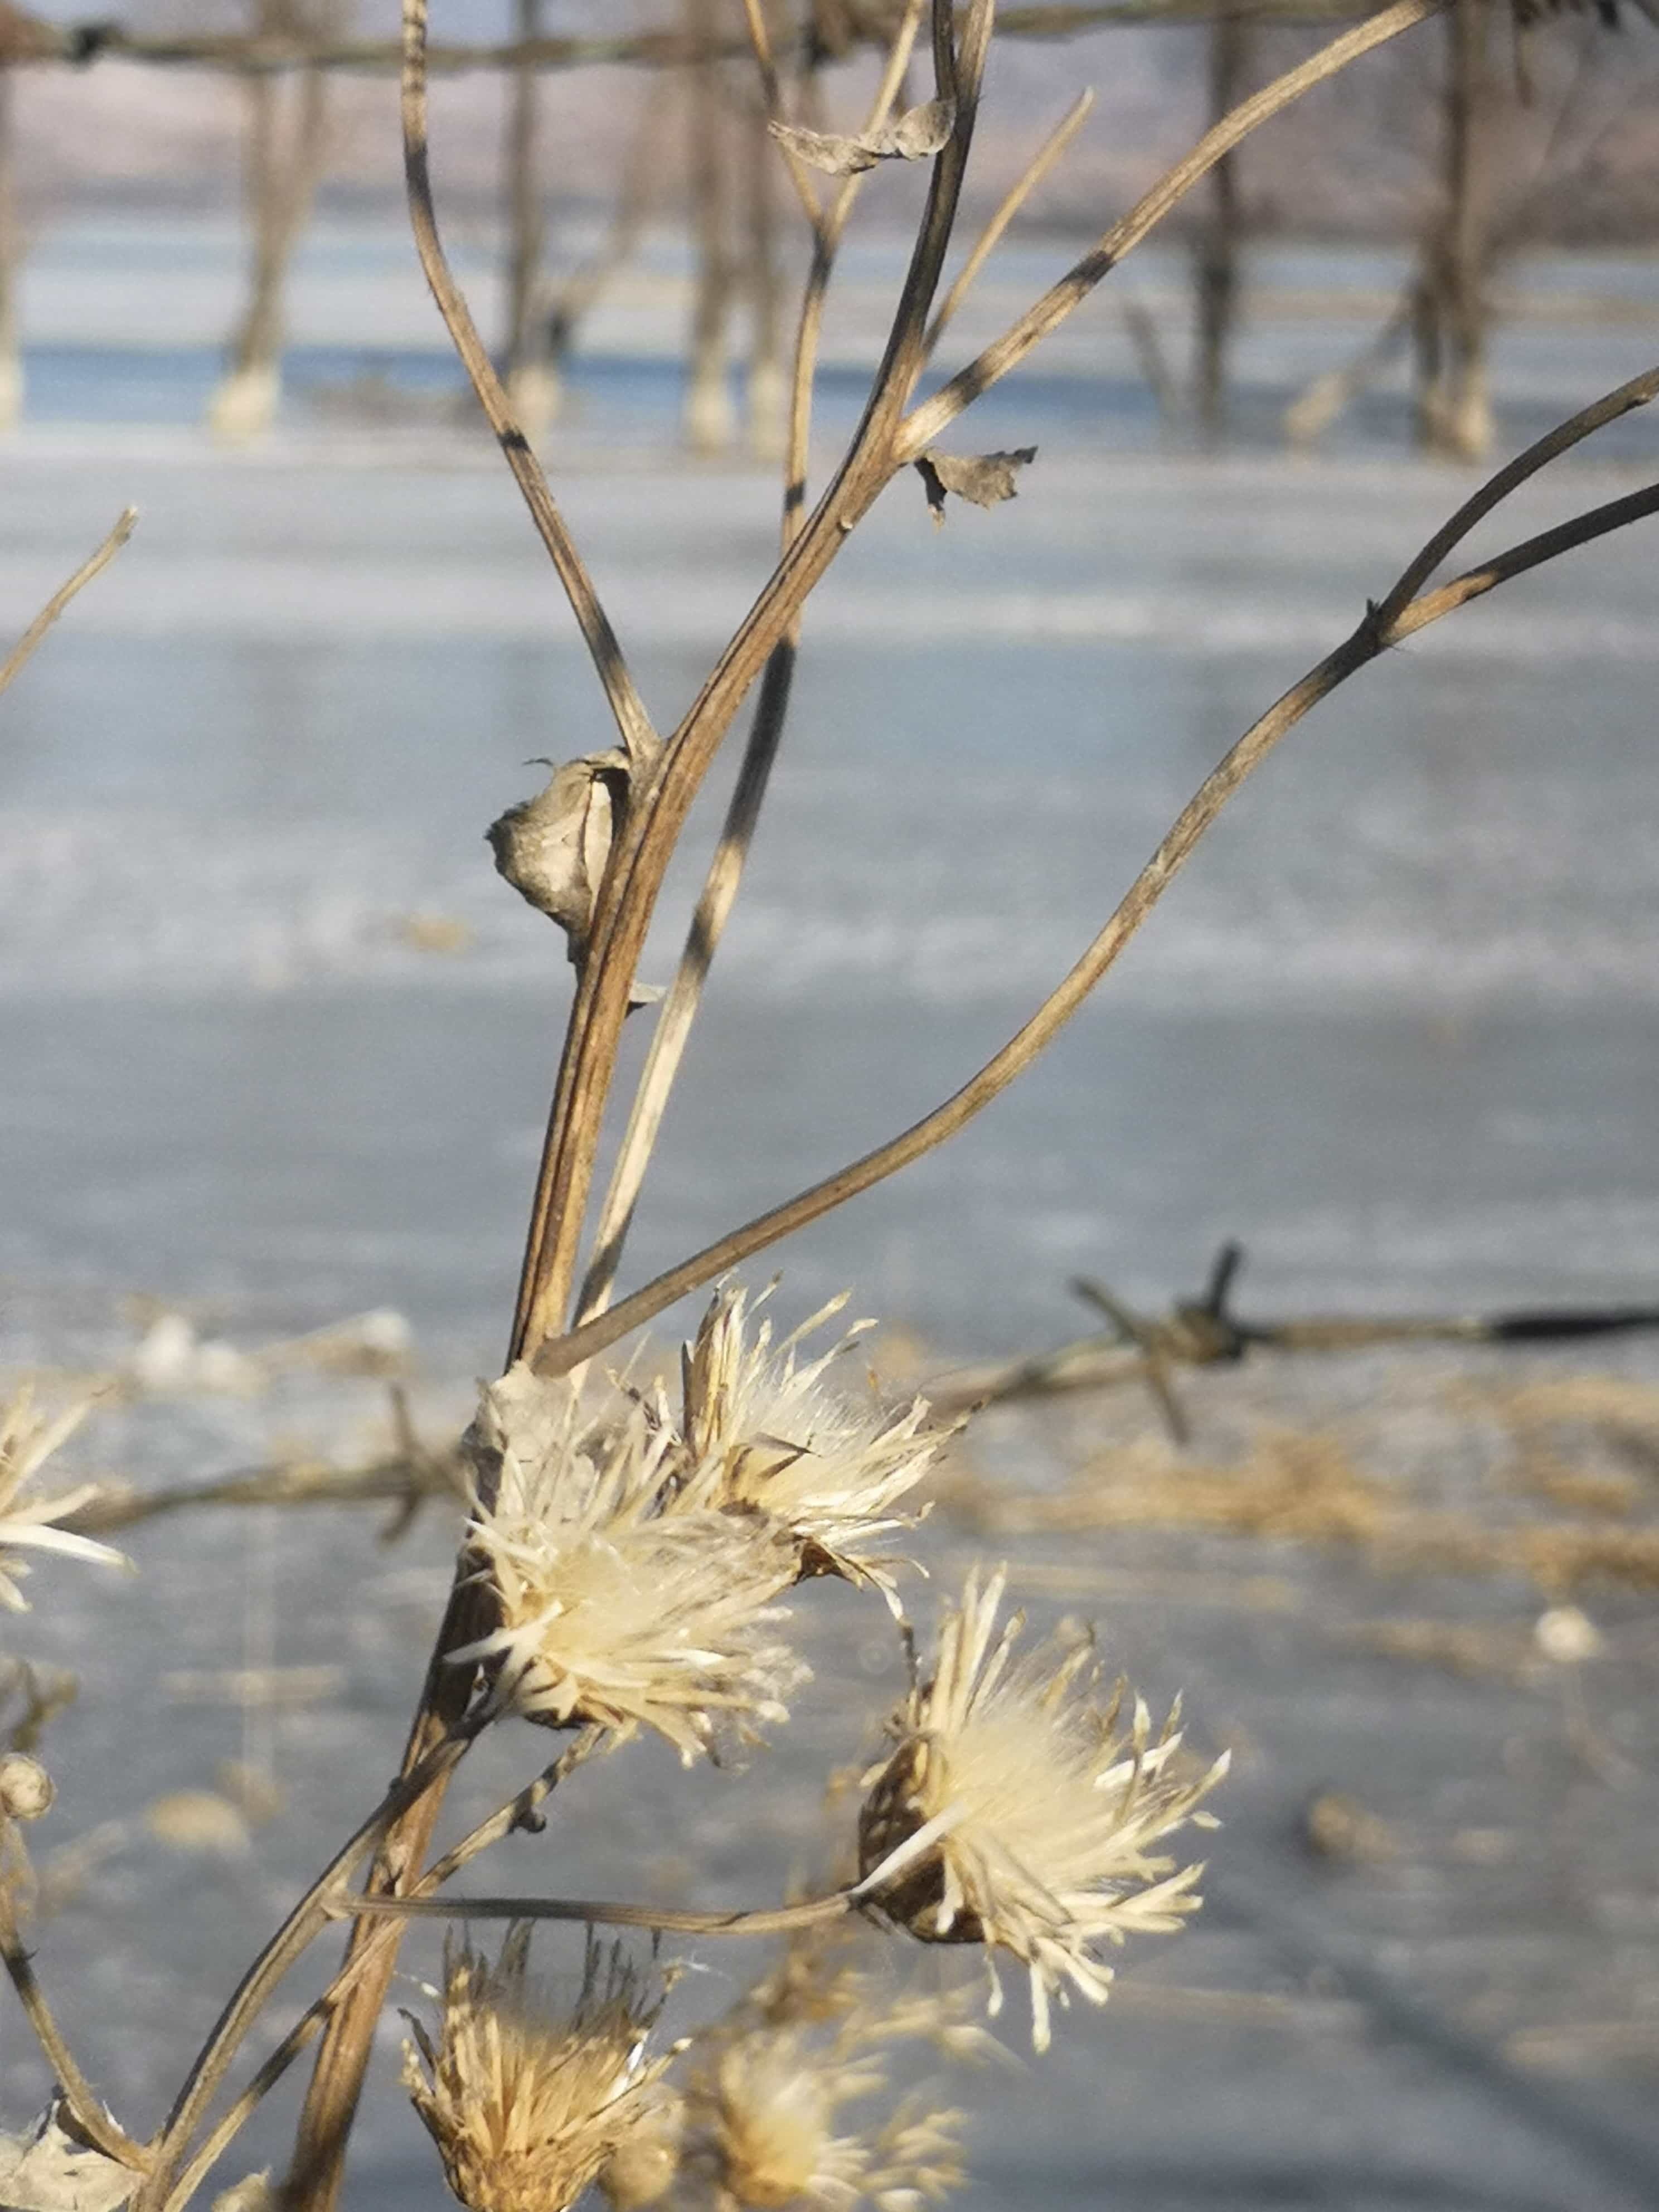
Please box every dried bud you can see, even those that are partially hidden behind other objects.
[0,1752,54,1821]
[486,753,630,962]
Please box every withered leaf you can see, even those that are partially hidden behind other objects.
[486,750,630,963]
[769,96,955,178]
[0,2109,135,2212]
[914,444,1038,525]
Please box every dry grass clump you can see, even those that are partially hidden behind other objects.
[404,1928,674,2212]
[964,1415,1659,1599]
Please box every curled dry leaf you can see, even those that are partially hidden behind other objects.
[914,446,1037,527]
[0,2108,135,2212]
[769,96,955,178]
[486,751,631,963]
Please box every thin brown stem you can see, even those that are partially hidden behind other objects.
[164,1733,603,2212]
[134,1728,476,2212]
[326,1887,853,1938]
[740,0,822,229]
[1393,480,1659,636]
[399,0,656,768]
[530,373,1659,1384]
[0,1868,152,2170]
[924,85,1095,360]
[899,0,1440,460]
[511,0,994,1362]
[1376,361,1659,623]
[70,4,1427,80]
[0,510,136,700]
[574,0,928,1327]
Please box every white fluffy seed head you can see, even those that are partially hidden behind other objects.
[671,1284,947,1605]
[858,1565,1228,2050]
[455,1364,804,1762]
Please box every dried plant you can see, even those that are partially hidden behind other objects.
[0,1388,131,1613]
[401,1928,675,2212]
[858,1566,1226,2051]
[454,1364,804,1758]
[4,3,1658,2211]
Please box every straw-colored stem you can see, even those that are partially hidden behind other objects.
[398,0,656,768]
[136,1728,476,2212]
[898,0,1440,460]
[530,379,1659,1383]
[0,1870,152,2171]
[0,510,136,701]
[511,0,993,1360]
[1376,360,1658,622]
[164,1733,603,2212]
[574,0,927,1327]
[923,86,1095,360]
[511,0,1431,1366]
[328,1887,854,1938]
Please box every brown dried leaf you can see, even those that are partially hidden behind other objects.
[485,751,629,962]
[914,445,1037,526]
[769,96,955,178]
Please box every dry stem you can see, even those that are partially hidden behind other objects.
[163,1732,603,2212]
[136,1727,477,2212]
[508,0,997,1361]
[531,369,1659,1384]
[575,0,928,1326]
[899,0,1441,459]
[399,0,655,769]
[0,1864,152,2170]
[924,86,1096,358]
[0,510,136,700]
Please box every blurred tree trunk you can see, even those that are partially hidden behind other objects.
[1192,9,1250,439]
[544,73,668,392]
[209,1,335,442]
[684,0,736,452]
[743,56,785,458]
[1414,0,1494,460]
[502,0,559,433]
[0,71,21,431]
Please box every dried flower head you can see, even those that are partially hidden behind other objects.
[696,2025,963,2212]
[404,1927,673,2212]
[0,1389,131,1614]
[595,2086,683,2211]
[455,1364,803,1763]
[673,1286,945,1605]
[857,1566,1228,2050]
[680,1920,981,2212]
